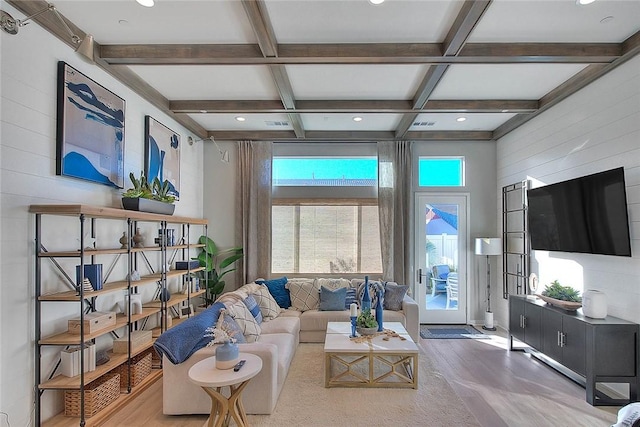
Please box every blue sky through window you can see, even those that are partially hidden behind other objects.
[419,158,464,186]
[273,157,377,185]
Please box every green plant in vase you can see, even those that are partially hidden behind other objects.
[356,308,378,329]
[541,280,582,302]
[195,235,243,305]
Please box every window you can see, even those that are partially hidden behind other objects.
[271,146,382,275]
[418,157,465,187]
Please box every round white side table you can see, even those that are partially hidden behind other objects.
[188,352,262,427]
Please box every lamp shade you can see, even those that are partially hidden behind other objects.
[475,237,502,256]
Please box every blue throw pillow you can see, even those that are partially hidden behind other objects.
[319,286,347,311]
[255,277,290,308]
[383,282,409,311]
[216,310,247,344]
[243,295,263,324]
[344,287,358,310]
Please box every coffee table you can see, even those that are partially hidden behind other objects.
[188,353,262,427]
[324,321,418,388]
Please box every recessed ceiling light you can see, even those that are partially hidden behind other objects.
[369,0,385,4]
[501,109,509,113]
[353,116,363,122]
[456,117,467,122]
[235,116,246,122]
[136,0,155,7]
[576,0,596,5]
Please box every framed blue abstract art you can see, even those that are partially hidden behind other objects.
[144,116,180,199]
[56,61,125,188]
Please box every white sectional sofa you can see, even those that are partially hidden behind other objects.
[158,279,419,415]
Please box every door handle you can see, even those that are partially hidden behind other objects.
[557,330,561,347]
[417,268,429,284]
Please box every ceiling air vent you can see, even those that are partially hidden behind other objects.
[412,121,435,127]
[265,120,290,127]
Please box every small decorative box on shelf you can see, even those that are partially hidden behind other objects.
[68,312,116,335]
[175,260,200,270]
[112,330,152,354]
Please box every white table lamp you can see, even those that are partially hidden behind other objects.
[475,237,502,331]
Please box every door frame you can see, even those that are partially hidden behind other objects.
[414,192,470,324]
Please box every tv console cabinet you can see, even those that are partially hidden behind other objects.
[509,295,639,406]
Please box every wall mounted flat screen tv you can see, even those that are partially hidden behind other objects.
[527,167,632,257]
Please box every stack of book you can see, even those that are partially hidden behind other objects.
[60,343,96,377]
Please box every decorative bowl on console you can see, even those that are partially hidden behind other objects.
[537,294,582,311]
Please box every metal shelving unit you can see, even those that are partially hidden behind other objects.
[30,204,207,426]
[502,181,530,299]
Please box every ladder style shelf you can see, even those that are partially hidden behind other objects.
[30,204,208,426]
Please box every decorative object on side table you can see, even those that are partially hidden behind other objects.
[361,275,371,311]
[356,308,378,336]
[375,288,384,332]
[538,280,582,311]
[475,237,502,331]
[582,289,607,318]
[205,309,240,369]
[121,171,176,215]
[349,303,358,337]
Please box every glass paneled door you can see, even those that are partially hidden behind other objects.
[415,194,467,323]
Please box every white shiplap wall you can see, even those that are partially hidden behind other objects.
[495,55,640,328]
[0,2,204,424]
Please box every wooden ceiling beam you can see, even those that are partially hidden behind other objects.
[493,32,640,139]
[209,130,492,141]
[169,99,538,114]
[99,42,620,65]
[395,0,491,139]
[241,0,304,138]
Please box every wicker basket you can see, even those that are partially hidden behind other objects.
[64,372,120,418]
[116,350,152,388]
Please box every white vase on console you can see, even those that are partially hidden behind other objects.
[582,290,607,319]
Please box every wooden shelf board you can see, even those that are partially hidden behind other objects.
[39,311,160,345]
[41,369,162,427]
[29,204,208,225]
[144,289,206,309]
[39,340,156,390]
[37,268,203,301]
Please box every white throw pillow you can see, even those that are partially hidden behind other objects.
[226,300,261,342]
[286,279,320,312]
[316,278,351,290]
[252,285,283,320]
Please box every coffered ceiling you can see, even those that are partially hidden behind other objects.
[5,0,640,142]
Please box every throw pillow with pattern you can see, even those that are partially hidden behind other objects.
[357,280,385,309]
[226,300,261,343]
[286,279,320,311]
[344,287,359,310]
[255,276,290,308]
[252,285,282,321]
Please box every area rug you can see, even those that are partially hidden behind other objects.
[420,324,490,339]
[247,343,480,427]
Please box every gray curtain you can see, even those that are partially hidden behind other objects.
[235,140,272,286]
[377,141,413,286]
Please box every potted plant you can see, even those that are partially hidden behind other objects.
[356,308,378,335]
[122,171,176,215]
[538,280,582,311]
[195,236,243,305]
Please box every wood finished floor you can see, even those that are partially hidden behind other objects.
[88,329,619,427]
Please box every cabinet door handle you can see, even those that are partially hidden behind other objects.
[557,330,561,347]
[522,316,526,328]
[560,332,566,348]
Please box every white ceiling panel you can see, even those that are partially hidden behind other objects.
[431,64,589,100]
[288,64,429,100]
[301,113,402,131]
[128,65,280,100]
[264,0,464,43]
[54,0,256,44]
[411,113,517,131]
[189,113,293,131]
[470,0,640,43]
